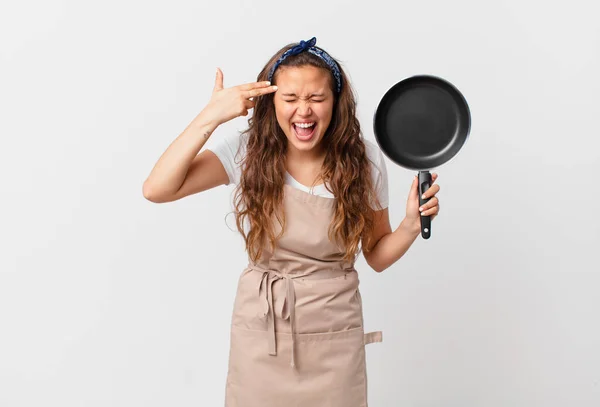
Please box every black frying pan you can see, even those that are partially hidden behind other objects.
[373,75,471,239]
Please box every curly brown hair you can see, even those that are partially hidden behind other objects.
[233,42,383,263]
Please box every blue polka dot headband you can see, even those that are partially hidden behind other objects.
[267,37,342,94]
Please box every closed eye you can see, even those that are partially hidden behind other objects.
[283,99,325,103]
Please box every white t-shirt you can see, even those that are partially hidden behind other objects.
[207,132,389,210]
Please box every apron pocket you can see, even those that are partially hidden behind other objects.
[293,272,363,334]
[226,326,372,407]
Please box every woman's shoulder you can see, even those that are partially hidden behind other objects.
[206,131,248,185]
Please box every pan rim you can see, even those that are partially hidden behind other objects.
[372,74,471,171]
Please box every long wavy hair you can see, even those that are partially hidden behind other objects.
[233,42,383,263]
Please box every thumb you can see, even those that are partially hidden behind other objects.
[213,67,224,92]
[408,175,419,199]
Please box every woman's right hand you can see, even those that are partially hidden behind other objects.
[201,68,278,126]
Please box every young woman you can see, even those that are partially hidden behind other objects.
[143,37,440,406]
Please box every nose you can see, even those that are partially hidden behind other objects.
[296,100,312,116]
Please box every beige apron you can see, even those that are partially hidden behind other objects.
[225,184,382,407]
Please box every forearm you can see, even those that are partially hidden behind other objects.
[368,218,421,272]
[143,112,219,196]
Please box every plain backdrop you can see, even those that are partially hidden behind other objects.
[1,0,599,406]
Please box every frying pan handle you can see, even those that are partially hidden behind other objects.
[418,171,432,239]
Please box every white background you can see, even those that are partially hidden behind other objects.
[1,0,599,406]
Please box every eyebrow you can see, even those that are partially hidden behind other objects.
[281,93,325,97]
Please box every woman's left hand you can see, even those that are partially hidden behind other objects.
[405,173,440,227]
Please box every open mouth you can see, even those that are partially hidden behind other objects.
[292,122,317,141]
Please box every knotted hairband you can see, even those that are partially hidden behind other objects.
[267,37,342,94]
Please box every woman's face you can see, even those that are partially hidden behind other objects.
[273,65,334,155]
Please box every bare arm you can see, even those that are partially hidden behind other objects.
[363,174,440,272]
[362,208,420,273]
[142,113,226,203]
[142,68,278,203]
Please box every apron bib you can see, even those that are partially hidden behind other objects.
[225,184,382,407]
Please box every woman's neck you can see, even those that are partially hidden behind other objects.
[285,145,327,187]
[286,143,326,166]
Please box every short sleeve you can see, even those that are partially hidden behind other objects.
[365,139,389,210]
[206,131,246,185]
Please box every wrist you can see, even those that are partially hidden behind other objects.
[399,217,421,236]
[193,109,221,131]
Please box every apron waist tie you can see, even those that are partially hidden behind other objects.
[249,263,356,369]
[252,263,354,369]
[253,265,301,368]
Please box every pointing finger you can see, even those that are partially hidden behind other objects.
[238,81,274,91]
[243,85,278,99]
